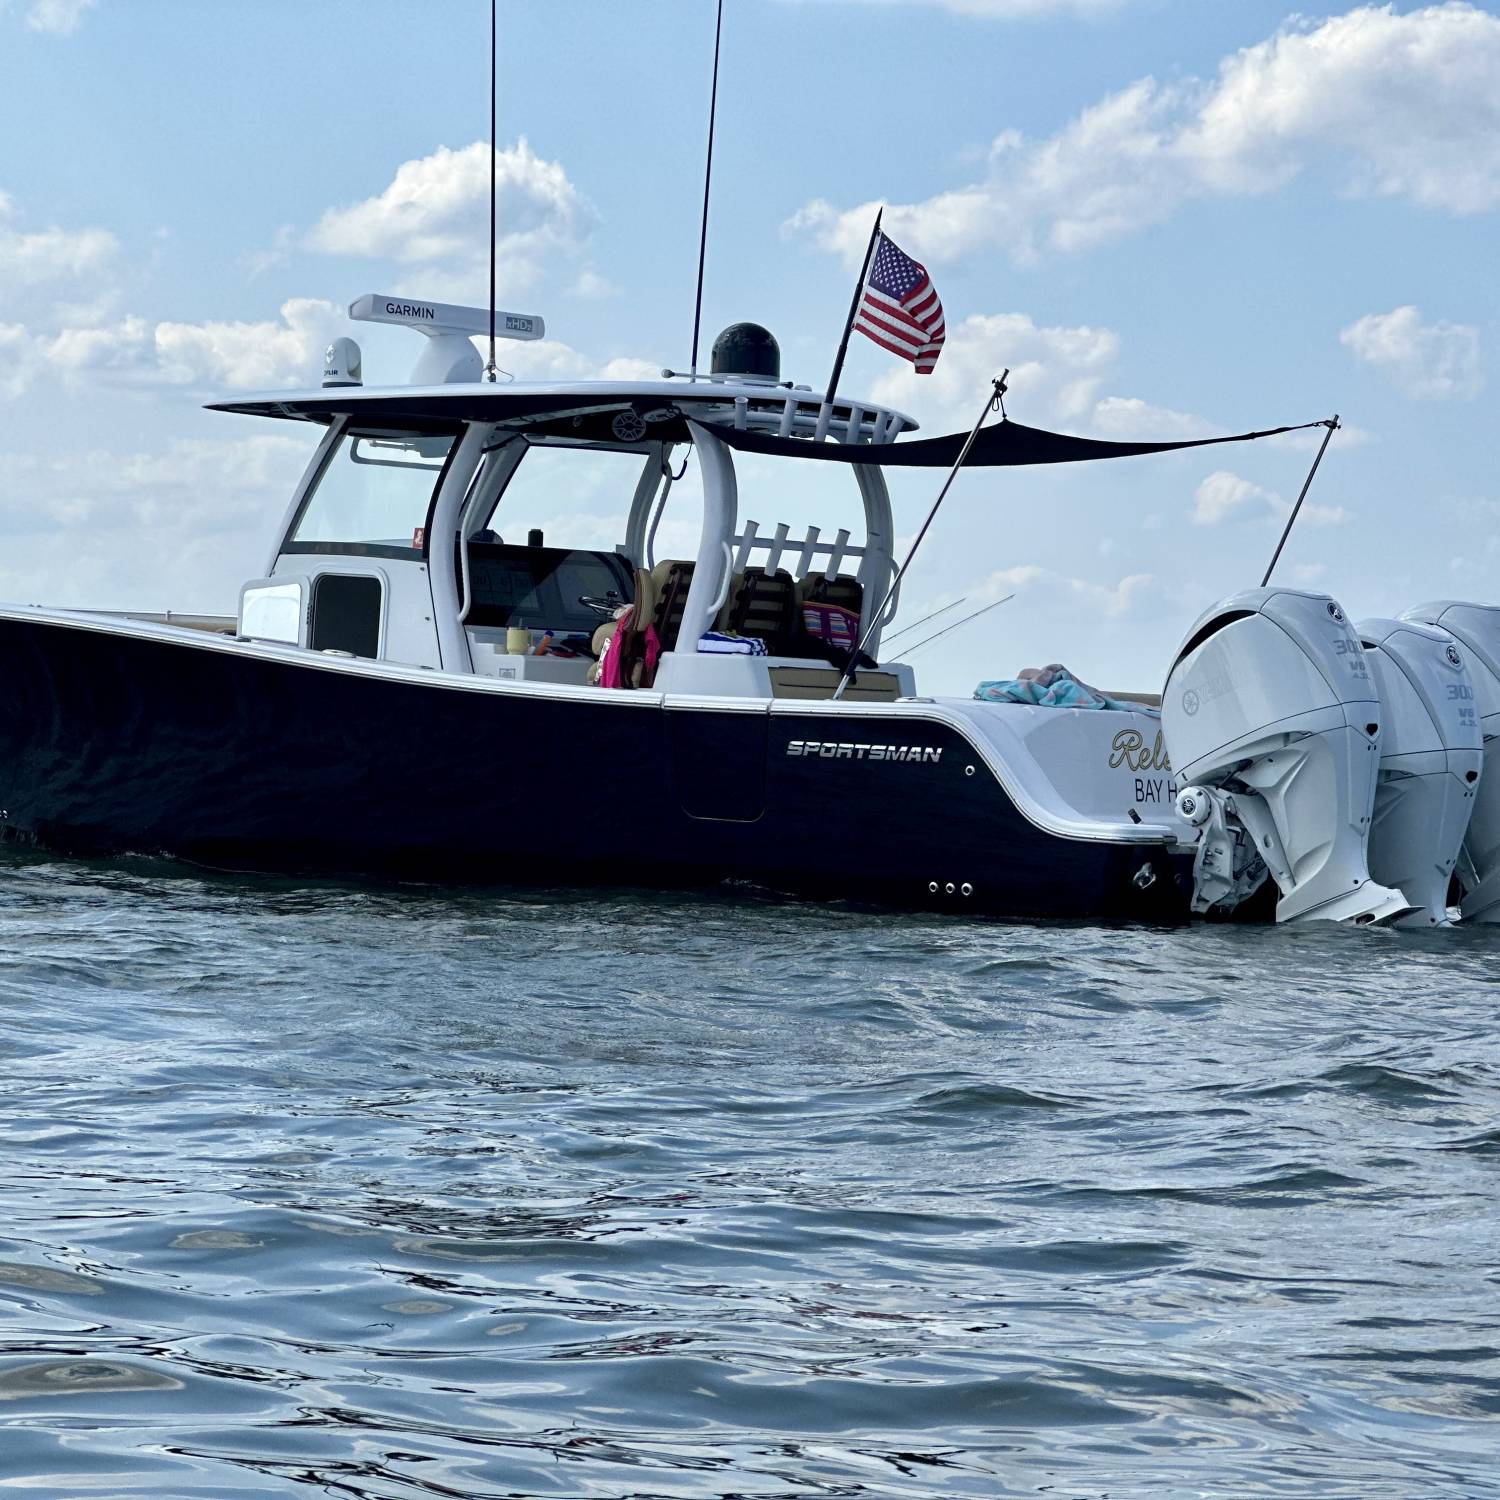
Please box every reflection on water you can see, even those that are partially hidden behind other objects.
[1,853,1498,1497]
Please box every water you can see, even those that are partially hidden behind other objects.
[1,854,1497,1499]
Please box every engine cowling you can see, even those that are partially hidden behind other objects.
[1162,588,1410,924]
[1400,601,1500,921]
[1358,617,1483,926]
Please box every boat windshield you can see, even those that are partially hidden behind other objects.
[289,430,455,550]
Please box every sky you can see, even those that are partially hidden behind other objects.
[1,0,1497,695]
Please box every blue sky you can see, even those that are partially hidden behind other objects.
[2,0,1496,693]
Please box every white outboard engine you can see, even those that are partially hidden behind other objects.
[1357,618,1483,926]
[1163,588,1410,924]
[1401,602,1500,922]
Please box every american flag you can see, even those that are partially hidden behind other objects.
[853,231,945,374]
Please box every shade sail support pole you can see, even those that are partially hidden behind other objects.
[1261,415,1339,588]
[832,372,1007,701]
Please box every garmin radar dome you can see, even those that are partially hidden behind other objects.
[710,322,780,382]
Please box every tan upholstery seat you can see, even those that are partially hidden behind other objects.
[718,567,799,655]
[648,560,696,662]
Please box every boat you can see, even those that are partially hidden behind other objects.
[2,294,1497,925]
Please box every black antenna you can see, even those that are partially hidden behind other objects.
[688,0,724,379]
[485,0,498,383]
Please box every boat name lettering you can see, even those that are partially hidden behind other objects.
[385,301,436,320]
[787,740,942,764]
[1109,728,1172,773]
[1135,776,1179,806]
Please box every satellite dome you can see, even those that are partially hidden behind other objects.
[710,322,780,381]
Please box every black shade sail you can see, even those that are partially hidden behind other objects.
[697,416,1328,468]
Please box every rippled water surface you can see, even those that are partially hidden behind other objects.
[1,854,1498,1498]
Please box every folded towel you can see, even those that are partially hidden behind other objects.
[698,632,769,656]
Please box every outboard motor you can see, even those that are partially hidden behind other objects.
[1357,618,1483,926]
[1163,588,1410,924]
[1401,602,1500,922]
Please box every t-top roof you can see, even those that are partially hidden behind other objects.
[206,378,1325,469]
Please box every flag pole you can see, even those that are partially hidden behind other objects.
[817,207,882,435]
[832,372,1008,701]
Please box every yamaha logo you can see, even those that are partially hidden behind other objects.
[1182,688,1201,717]
[1446,644,1463,668]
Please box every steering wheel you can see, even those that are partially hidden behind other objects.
[579,592,623,619]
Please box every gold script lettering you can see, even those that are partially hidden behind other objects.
[1109,728,1172,773]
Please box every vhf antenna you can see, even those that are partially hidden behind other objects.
[688,0,725,379]
[485,0,498,382]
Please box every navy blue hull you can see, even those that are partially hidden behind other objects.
[0,616,1190,920]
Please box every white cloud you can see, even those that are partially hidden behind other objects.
[1191,468,1352,527]
[0,190,117,301]
[789,4,1500,267]
[864,307,1234,446]
[307,139,592,300]
[1269,494,1351,528]
[1339,304,1482,400]
[0,322,34,398]
[152,298,343,389]
[1192,470,1268,526]
[486,336,661,385]
[870,310,1119,429]
[5,298,344,393]
[1266,422,1372,453]
[1091,395,1216,441]
[10,0,96,35]
[980,563,1165,619]
[0,433,317,612]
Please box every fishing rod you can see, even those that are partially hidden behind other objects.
[890,594,1014,662]
[1261,415,1339,587]
[880,597,966,647]
[688,0,725,379]
[832,373,1008,700]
